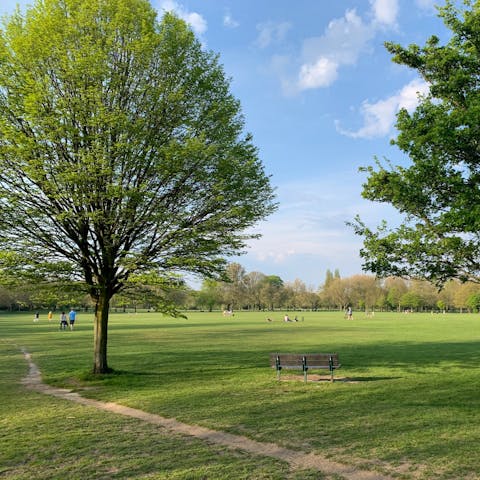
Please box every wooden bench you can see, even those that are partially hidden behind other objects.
[269,353,341,382]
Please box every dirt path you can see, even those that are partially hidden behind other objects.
[20,348,393,480]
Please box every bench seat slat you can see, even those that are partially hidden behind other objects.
[269,353,340,368]
[269,353,341,382]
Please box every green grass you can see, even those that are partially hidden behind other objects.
[2,310,480,479]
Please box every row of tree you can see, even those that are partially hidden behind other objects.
[5,263,480,313]
[193,264,480,313]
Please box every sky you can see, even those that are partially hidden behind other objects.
[0,0,453,289]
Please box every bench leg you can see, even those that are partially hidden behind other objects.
[328,356,335,383]
[275,356,282,381]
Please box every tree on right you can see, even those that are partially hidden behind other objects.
[353,0,480,287]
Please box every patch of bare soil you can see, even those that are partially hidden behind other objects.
[20,348,393,480]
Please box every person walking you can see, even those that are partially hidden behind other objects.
[68,308,76,330]
[60,311,68,330]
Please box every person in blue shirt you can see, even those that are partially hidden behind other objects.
[68,309,77,330]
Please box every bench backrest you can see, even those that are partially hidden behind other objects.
[269,353,340,369]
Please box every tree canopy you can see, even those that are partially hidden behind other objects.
[353,0,480,287]
[0,0,276,372]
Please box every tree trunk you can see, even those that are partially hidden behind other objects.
[93,289,112,374]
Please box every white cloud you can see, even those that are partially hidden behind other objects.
[246,199,351,265]
[282,2,403,93]
[397,78,430,110]
[242,176,398,282]
[296,9,375,92]
[255,21,291,49]
[302,10,374,66]
[184,12,207,35]
[223,11,239,29]
[157,0,207,35]
[298,57,338,89]
[370,0,399,26]
[336,78,430,138]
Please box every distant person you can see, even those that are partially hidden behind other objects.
[33,312,39,322]
[68,309,76,330]
[48,311,53,322]
[347,306,353,320]
[284,314,291,322]
[60,311,68,330]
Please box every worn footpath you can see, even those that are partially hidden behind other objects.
[21,348,393,480]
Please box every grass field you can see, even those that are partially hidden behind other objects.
[2,309,480,479]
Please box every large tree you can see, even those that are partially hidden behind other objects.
[0,0,276,373]
[260,274,284,310]
[353,0,480,287]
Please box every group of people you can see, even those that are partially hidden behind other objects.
[266,315,301,322]
[33,309,77,330]
[60,309,77,330]
[266,309,355,322]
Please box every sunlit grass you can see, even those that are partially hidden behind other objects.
[0,342,306,480]
[2,309,480,479]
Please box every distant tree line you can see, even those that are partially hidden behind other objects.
[191,263,480,313]
[3,262,480,313]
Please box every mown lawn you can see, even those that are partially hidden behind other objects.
[2,310,480,479]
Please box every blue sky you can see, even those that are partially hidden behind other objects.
[1,1,451,288]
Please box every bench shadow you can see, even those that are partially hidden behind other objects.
[280,374,400,383]
[334,376,401,382]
